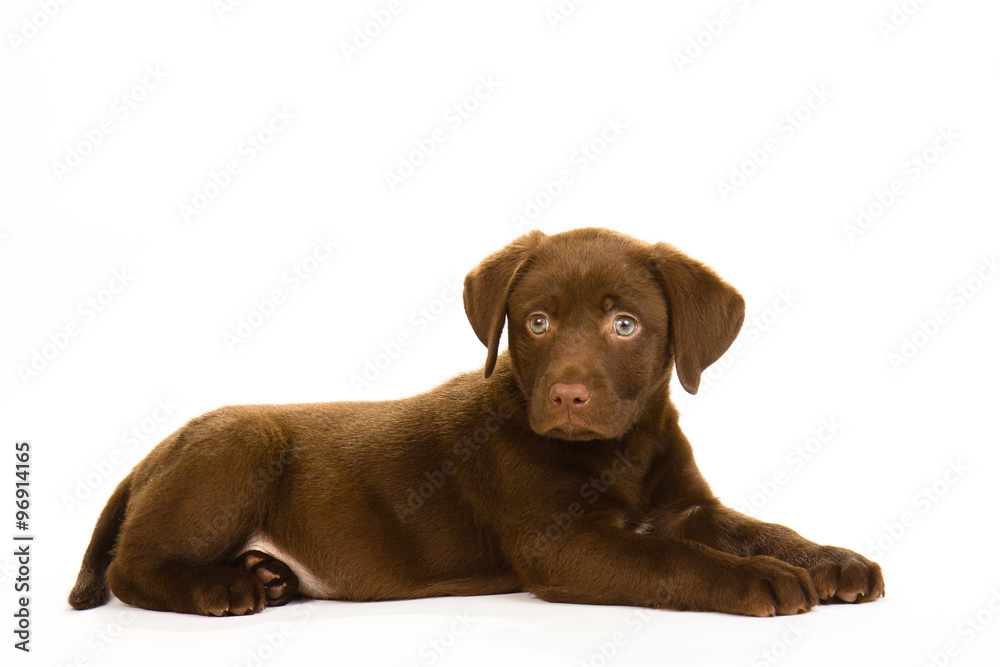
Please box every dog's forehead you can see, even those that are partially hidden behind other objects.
[511,235,661,313]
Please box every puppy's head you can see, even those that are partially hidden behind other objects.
[464,228,744,441]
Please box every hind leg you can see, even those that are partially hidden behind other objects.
[109,562,268,616]
[105,408,293,615]
[236,550,299,606]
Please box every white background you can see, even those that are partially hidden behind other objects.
[2,1,999,665]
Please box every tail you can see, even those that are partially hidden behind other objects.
[68,474,131,610]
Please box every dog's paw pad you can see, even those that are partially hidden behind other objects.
[236,550,299,606]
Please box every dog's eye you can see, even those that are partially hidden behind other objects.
[528,314,549,334]
[613,315,637,337]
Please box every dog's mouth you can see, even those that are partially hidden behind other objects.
[533,411,624,442]
[540,422,606,441]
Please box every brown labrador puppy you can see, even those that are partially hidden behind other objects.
[69,227,884,617]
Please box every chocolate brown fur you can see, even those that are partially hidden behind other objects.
[69,228,883,616]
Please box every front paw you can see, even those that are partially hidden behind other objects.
[805,546,884,603]
[728,556,819,617]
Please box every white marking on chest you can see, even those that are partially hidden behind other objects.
[241,532,334,599]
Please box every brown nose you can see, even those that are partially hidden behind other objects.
[550,382,591,409]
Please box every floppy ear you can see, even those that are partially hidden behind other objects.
[463,231,546,378]
[650,243,745,395]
